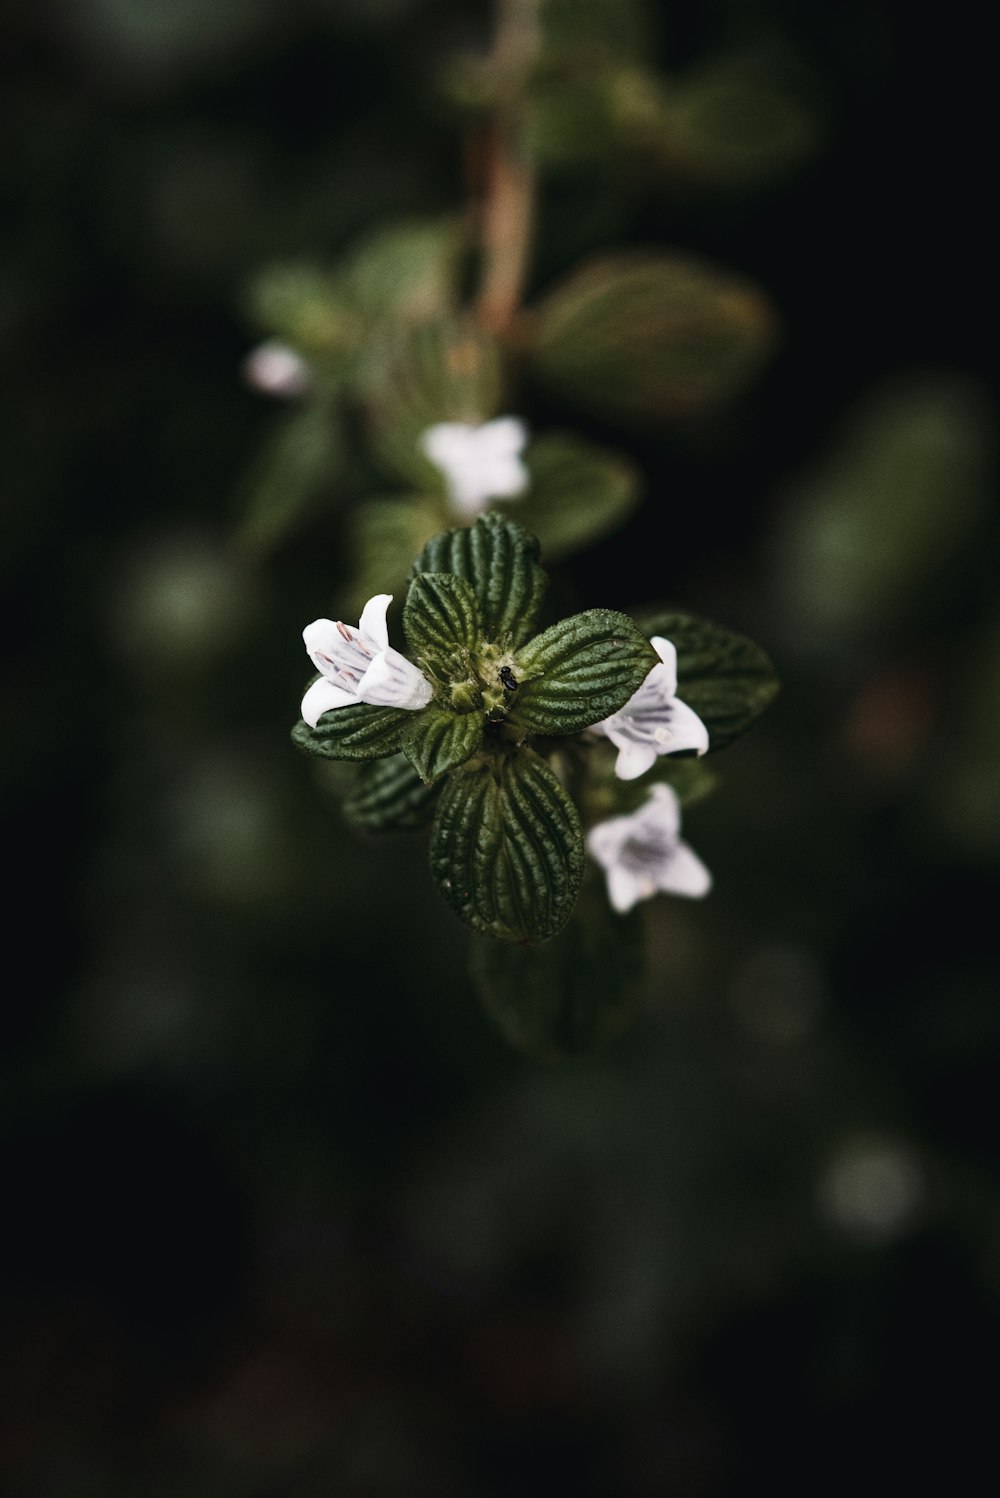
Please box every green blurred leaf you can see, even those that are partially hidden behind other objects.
[515,610,658,735]
[637,610,780,752]
[403,700,485,784]
[339,214,467,325]
[234,401,344,555]
[243,260,363,359]
[656,60,820,188]
[469,871,644,1060]
[355,316,506,488]
[403,572,485,670]
[537,0,652,68]
[412,512,548,649]
[347,495,447,615]
[511,431,641,558]
[341,753,442,832]
[291,703,411,762]
[772,373,994,643]
[525,250,778,422]
[430,747,584,943]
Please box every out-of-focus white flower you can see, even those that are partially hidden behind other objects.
[301,593,432,727]
[590,636,709,780]
[420,417,529,517]
[243,339,312,398]
[586,783,711,913]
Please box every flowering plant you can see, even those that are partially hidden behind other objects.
[293,513,778,950]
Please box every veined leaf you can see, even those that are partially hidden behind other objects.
[412,512,548,649]
[291,703,411,761]
[638,610,779,751]
[403,700,484,784]
[342,753,442,832]
[430,748,584,943]
[526,250,777,422]
[347,495,447,616]
[514,610,657,735]
[403,572,484,671]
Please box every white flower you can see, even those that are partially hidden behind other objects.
[586,784,711,913]
[420,417,530,517]
[301,593,433,727]
[243,339,311,398]
[590,636,709,780]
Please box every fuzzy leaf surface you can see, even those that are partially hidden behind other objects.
[639,610,780,751]
[292,703,410,762]
[403,701,484,784]
[514,610,658,735]
[412,512,547,649]
[342,754,442,832]
[430,748,584,943]
[403,572,484,672]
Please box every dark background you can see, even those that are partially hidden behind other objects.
[2,2,997,1494]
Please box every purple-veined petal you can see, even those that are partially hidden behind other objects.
[356,648,433,710]
[358,593,392,653]
[649,636,678,695]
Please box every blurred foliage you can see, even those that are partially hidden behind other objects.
[3,0,998,1494]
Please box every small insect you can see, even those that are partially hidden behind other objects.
[499,666,519,691]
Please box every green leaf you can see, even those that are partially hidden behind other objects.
[469,871,644,1060]
[510,432,641,558]
[234,401,344,556]
[243,260,363,359]
[514,610,658,735]
[403,700,484,784]
[525,250,777,422]
[403,572,485,672]
[412,512,548,649]
[347,495,447,617]
[638,611,780,751]
[342,753,443,832]
[339,215,466,325]
[291,703,411,762]
[430,747,585,943]
[354,316,505,488]
[656,60,820,189]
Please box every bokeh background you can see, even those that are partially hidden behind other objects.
[3,1,997,1494]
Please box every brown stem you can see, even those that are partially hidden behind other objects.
[473,0,539,334]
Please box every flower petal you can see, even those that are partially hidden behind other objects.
[657,841,712,899]
[612,737,659,781]
[607,864,643,914]
[301,676,356,727]
[667,697,710,756]
[481,416,528,455]
[356,648,433,710]
[358,593,392,653]
[649,636,678,695]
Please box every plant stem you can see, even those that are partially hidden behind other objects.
[474,0,539,335]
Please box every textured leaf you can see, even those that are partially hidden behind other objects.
[403,700,484,784]
[342,754,442,832]
[638,610,780,751]
[469,871,644,1059]
[526,251,777,422]
[511,431,641,558]
[291,703,411,762]
[235,401,344,555]
[412,512,548,649]
[403,572,484,671]
[430,748,584,943]
[514,610,658,735]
